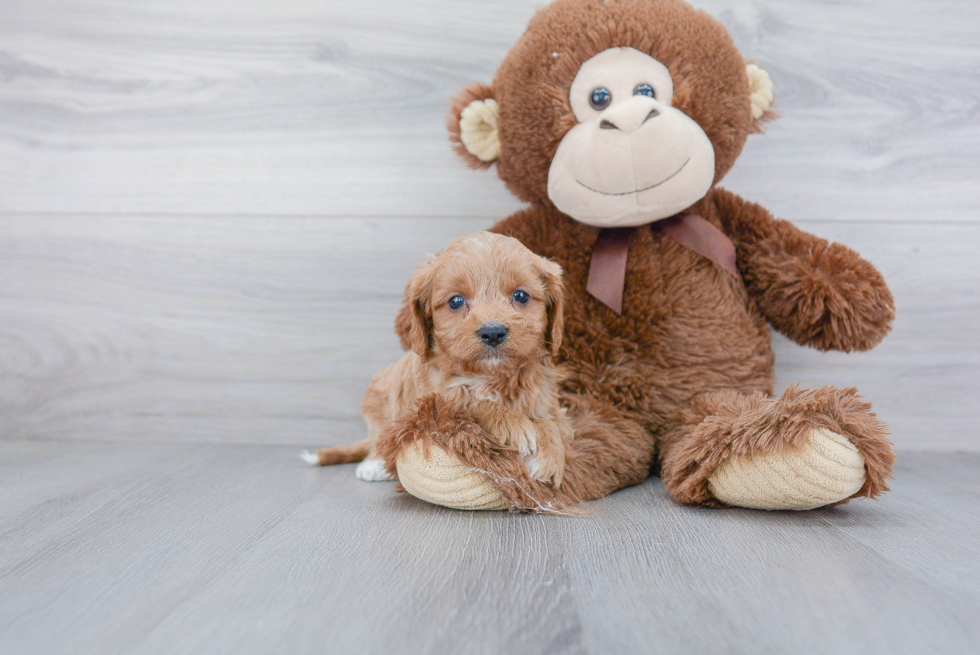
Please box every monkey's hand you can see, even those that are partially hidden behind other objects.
[715,188,895,352]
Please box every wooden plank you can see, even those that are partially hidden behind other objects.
[0,0,977,221]
[0,440,977,654]
[815,452,980,601]
[0,215,976,450]
[0,440,585,655]
[558,455,980,654]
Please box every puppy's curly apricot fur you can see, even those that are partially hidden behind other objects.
[309,231,572,486]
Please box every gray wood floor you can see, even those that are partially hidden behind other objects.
[1,443,978,655]
[1,0,979,653]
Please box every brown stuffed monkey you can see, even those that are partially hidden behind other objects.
[376,0,896,512]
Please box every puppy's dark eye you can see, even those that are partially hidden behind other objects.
[448,295,465,310]
[633,83,655,99]
[512,290,530,305]
[589,87,612,110]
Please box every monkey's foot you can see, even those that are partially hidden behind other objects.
[396,443,508,511]
[661,385,895,509]
[706,427,866,510]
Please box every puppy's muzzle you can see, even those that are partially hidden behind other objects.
[477,323,508,348]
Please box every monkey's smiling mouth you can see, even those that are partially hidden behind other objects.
[575,157,691,196]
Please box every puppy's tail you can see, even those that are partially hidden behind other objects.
[300,439,372,466]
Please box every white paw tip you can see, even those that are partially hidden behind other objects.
[299,450,319,465]
[356,458,391,482]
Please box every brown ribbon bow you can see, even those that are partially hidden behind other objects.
[586,213,738,315]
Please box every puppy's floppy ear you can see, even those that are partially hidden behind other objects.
[394,301,414,352]
[447,83,499,169]
[403,257,437,360]
[535,256,565,357]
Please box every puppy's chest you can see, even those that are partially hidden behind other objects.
[443,375,544,415]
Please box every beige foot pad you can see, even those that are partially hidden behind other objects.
[707,427,867,510]
[396,442,508,511]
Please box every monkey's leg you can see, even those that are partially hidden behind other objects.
[376,393,654,512]
[658,385,895,510]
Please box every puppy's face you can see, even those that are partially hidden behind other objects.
[405,232,564,372]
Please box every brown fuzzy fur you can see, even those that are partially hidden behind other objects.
[317,232,573,485]
[658,384,896,507]
[713,189,895,352]
[382,0,896,510]
[377,392,654,512]
[485,0,756,205]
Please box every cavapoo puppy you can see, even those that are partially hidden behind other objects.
[303,231,572,486]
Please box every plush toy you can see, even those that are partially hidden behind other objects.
[376,0,896,512]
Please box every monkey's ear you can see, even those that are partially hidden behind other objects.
[535,256,565,357]
[746,63,775,123]
[447,83,500,169]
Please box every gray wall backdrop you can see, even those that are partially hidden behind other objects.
[1,0,978,451]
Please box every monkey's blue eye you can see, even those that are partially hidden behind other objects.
[448,295,465,310]
[512,290,530,305]
[633,83,655,99]
[589,87,612,110]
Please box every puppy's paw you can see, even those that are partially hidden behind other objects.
[500,416,537,455]
[524,453,564,487]
[524,420,567,486]
[355,458,393,482]
[514,430,537,456]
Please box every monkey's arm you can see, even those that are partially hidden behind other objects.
[713,188,894,352]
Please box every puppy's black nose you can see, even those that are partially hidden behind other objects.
[478,323,508,348]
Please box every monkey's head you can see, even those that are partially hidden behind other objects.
[449,0,774,227]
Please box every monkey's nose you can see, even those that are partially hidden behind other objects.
[600,109,659,131]
[598,97,661,133]
[477,323,508,348]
